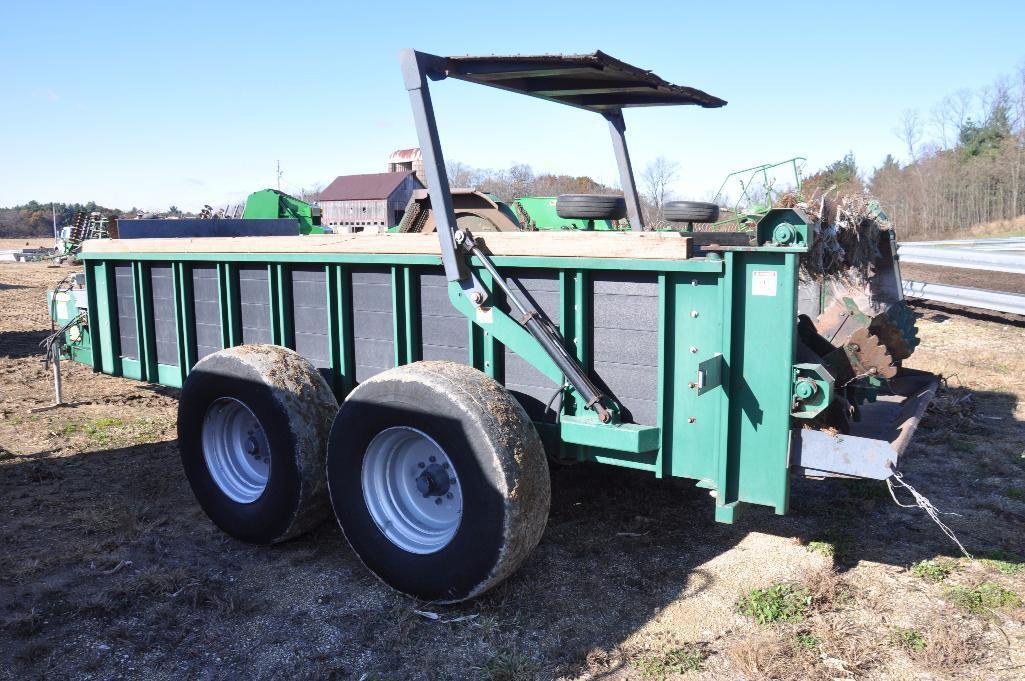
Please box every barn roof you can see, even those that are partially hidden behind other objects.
[320,171,419,201]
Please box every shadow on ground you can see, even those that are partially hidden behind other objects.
[1,386,1022,679]
[0,330,48,359]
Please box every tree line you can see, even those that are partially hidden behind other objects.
[0,201,127,238]
[804,65,1025,240]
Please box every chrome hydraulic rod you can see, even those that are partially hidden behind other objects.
[454,230,611,422]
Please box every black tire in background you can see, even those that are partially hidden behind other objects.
[327,361,550,603]
[664,201,720,223]
[556,194,627,220]
[177,345,337,544]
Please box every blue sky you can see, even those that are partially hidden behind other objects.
[3,1,1024,211]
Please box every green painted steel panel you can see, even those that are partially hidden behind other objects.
[121,357,143,381]
[721,252,797,515]
[665,271,726,484]
[72,244,807,519]
[560,415,659,453]
[156,363,182,388]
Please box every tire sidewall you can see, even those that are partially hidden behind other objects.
[327,378,511,602]
[178,356,302,544]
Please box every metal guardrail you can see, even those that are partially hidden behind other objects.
[902,280,1025,316]
[897,244,1025,274]
[897,237,1025,315]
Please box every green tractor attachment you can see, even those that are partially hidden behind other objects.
[241,188,324,234]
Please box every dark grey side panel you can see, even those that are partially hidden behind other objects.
[351,268,393,383]
[239,265,271,345]
[114,264,137,360]
[420,270,468,364]
[291,267,330,379]
[502,270,561,420]
[192,266,221,361]
[591,272,660,425]
[150,265,178,366]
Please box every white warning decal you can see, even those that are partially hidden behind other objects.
[752,270,777,297]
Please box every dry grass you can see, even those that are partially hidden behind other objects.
[911,621,981,673]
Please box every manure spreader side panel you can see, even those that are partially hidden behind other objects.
[73,240,814,522]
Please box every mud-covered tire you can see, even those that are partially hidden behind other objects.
[327,361,550,603]
[664,201,720,223]
[556,194,627,220]
[177,345,337,544]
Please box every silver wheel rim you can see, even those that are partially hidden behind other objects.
[202,397,271,504]
[361,426,462,554]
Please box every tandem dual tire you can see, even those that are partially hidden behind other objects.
[327,361,551,603]
[177,349,550,602]
[177,345,337,544]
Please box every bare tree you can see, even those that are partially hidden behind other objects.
[640,156,680,226]
[295,183,324,203]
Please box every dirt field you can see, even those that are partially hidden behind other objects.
[1,260,1024,680]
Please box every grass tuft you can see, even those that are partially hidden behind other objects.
[478,650,541,681]
[978,549,1025,576]
[737,583,811,625]
[635,645,707,678]
[794,632,820,650]
[910,558,957,582]
[945,582,1021,614]
[806,541,835,558]
[891,627,927,652]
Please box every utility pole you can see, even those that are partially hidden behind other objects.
[51,202,58,245]
[276,160,283,190]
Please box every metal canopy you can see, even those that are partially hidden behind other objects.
[440,52,727,113]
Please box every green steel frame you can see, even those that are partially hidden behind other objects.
[78,246,799,521]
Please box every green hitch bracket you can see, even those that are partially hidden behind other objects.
[755,208,811,248]
[791,362,834,418]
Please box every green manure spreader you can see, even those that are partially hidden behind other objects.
[47,50,936,603]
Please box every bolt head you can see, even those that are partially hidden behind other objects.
[429,456,436,463]
[690,310,699,318]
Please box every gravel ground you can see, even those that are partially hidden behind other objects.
[1,259,1023,680]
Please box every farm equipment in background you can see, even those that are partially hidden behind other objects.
[115,189,323,239]
[241,188,324,234]
[54,211,112,261]
[394,190,629,233]
[710,157,807,231]
[510,196,627,231]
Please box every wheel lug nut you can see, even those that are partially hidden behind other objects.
[429,456,436,463]
[435,498,442,505]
